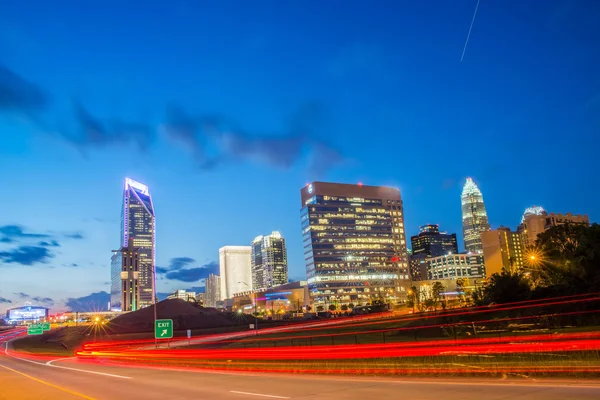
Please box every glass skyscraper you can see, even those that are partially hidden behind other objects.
[121,178,156,309]
[300,182,410,307]
[251,231,288,290]
[461,177,490,253]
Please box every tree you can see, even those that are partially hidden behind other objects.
[316,305,324,312]
[348,303,355,309]
[455,278,466,304]
[328,304,337,312]
[431,282,445,310]
[474,270,532,305]
[533,223,600,292]
[341,304,348,311]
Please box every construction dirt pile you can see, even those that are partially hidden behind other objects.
[107,299,247,334]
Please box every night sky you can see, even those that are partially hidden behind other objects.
[1,0,598,312]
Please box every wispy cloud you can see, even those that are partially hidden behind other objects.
[65,291,109,312]
[0,297,12,304]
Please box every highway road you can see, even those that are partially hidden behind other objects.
[1,347,599,400]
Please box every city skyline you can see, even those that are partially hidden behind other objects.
[1,1,599,312]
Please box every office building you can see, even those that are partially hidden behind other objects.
[111,239,141,312]
[461,177,490,253]
[121,178,156,309]
[424,253,485,281]
[410,224,458,257]
[481,227,525,276]
[167,289,196,301]
[251,231,288,290]
[205,273,221,308]
[196,292,206,305]
[521,211,590,246]
[231,281,309,315]
[300,182,410,306]
[219,246,252,300]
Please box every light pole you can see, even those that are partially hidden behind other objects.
[238,281,258,335]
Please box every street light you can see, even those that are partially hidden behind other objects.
[238,281,258,335]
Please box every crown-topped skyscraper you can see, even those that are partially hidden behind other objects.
[461,177,490,253]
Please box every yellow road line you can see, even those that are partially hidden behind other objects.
[0,363,96,399]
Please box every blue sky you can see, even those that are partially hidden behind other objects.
[1,0,598,313]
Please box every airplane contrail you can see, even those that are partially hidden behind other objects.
[461,0,481,62]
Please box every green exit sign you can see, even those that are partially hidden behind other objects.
[155,319,173,339]
[42,322,50,331]
[27,325,43,335]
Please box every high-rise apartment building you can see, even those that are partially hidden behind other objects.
[481,227,525,276]
[219,246,252,300]
[110,238,140,312]
[410,224,458,257]
[461,177,490,253]
[251,231,288,290]
[205,273,221,307]
[520,212,590,246]
[121,178,156,308]
[300,182,410,306]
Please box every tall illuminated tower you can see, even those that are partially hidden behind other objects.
[461,177,490,253]
[122,178,156,309]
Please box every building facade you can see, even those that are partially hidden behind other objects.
[461,177,490,253]
[219,246,252,300]
[111,238,141,312]
[410,224,458,257]
[300,182,410,306]
[167,290,196,301]
[521,212,590,246]
[424,253,485,281]
[251,231,288,290]
[205,273,221,308]
[121,178,155,308]
[481,227,524,276]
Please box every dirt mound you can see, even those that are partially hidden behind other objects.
[107,299,243,334]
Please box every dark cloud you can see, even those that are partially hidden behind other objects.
[163,102,344,175]
[39,240,60,247]
[0,297,11,304]
[164,261,219,282]
[157,257,196,274]
[13,292,29,298]
[0,245,53,265]
[31,296,54,305]
[56,102,154,151]
[0,64,48,113]
[65,291,109,312]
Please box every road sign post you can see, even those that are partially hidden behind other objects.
[155,319,173,339]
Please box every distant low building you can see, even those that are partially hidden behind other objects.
[411,253,484,282]
[167,290,196,302]
[232,281,309,315]
[520,212,590,246]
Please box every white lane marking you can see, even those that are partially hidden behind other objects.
[46,357,76,366]
[230,390,290,399]
[3,339,131,380]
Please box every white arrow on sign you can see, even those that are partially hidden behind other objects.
[161,329,168,336]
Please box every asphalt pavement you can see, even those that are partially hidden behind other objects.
[1,348,599,400]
